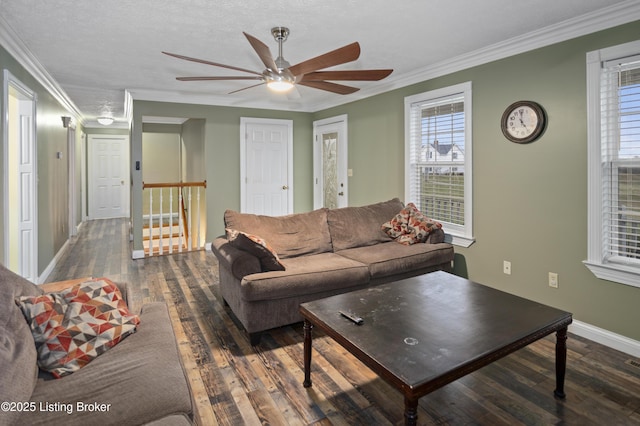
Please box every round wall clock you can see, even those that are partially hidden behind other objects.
[500,100,546,143]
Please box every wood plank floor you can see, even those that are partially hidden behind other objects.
[47,218,640,425]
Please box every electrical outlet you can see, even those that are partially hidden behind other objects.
[503,260,511,275]
[549,272,558,288]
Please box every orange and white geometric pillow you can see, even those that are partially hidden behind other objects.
[15,278,140,378]
[381,203,442,245]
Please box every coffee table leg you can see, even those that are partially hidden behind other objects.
[404,397,418,425]
[303,319,313,388]
[554,326,568,399]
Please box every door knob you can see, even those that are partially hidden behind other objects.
[282,185,289,190]
[338,192,344,196]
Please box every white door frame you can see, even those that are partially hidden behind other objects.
[240,117,293,214]
[67,124,77,236]
[88,134,130,219]
[3,69,38,281]
[313,114,348,209]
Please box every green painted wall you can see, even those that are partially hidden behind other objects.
[312,21,640,340]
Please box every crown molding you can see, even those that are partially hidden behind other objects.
[0,15,85,123]
[310,0,640,112]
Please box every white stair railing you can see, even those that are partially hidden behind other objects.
[142,181,207,256]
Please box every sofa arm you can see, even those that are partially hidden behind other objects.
[211,236,262,280]
[425,228,446,244]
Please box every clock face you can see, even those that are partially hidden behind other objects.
[506,106,537,138]
[501,101,546,143]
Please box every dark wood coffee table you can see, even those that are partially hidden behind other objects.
[299,271,572,425]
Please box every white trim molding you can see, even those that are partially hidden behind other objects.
[570,320,640,358]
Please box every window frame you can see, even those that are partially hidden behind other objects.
[404,81,474,247]
[585,39,640,288]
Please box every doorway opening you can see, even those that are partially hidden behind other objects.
[141,116,206,256]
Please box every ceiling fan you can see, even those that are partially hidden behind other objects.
[162,27,393,95]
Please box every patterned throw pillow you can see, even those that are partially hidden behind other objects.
[15,278,140,378]
[226,228,286,271]
[381,203,442,245]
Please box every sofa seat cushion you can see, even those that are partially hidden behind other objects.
[240,253,370,302]
[327,198,405,251]
[22,303,192,426]
[337,241,454,280]
[225,208,333,259]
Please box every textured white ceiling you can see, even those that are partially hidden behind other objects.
[0,0,638,127]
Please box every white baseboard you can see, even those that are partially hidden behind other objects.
[132,249,145,260]
[37,239,70,284]
[570,320,640,358]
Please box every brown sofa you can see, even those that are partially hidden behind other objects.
[211,198,455,345]
[0,265,193,426]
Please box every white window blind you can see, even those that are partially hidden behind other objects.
[405,82,473,246]
[600,57,640,265]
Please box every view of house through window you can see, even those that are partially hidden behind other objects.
[405,82,473,247]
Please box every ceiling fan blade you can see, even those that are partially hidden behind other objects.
[300,69,393,82]
[162,51,262,76]
[228,82,266,94]
[243,32,279,72]
[298,80,360,95]
[288,42,361,77]
[176,76,263,81]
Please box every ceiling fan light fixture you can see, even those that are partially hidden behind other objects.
[97,116,114,126]
[266,76,295,92]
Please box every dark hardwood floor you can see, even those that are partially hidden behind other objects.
[47,218,640,425]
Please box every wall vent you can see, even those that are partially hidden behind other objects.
[625,359,640,369]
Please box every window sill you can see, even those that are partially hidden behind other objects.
[444,233,475,248]
[583,260,640,288]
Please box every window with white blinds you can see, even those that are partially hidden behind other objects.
[405,82,473,247]
[602,59,640,265]
[585,40,640,287]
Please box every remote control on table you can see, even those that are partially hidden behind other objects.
[339,310,363,325]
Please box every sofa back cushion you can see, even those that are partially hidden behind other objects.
[0,264,43,425]
[224,208,333,259]
[327,198,405,251]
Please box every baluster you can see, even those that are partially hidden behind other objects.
[159,187,164,254]
[196,187,201,249]
[187,187,193,250]
[178,188,183,252]
[169,187,174,254]
[149,188,153,256]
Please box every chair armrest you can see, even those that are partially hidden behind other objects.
[425,228,446,244]
[211,236,262,280]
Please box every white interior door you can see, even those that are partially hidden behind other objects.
[241,118,293,216]
[3,70,37,282]
[313,115,348,209]
[89,135,130,219]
